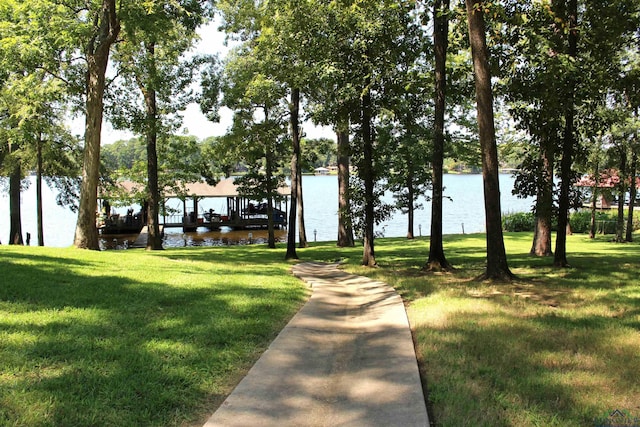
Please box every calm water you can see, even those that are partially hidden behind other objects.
[0,174,533,248]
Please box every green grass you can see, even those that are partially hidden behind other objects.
[302,233,640,427]
[2,233,639,426]
[0,245,307,426]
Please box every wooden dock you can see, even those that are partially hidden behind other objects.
[130,225,164,249]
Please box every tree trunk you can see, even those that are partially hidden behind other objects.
[286,88,300,259]
[589,161,599,239]
[9,162,23,245]
[553,0,577,268]
[295,93,307,249]
[142,44,163,251]
[336,110,355,247]
[266,151,276,249]
[296,176,307,247]
[73,0,120,250]
[466,0,513,281]
[626,148,637,242]
[407,174,415,239]
[531,140,554,255]
[36,135,44,246]
[361,90,376,267]
[427,0,452,271]
[264,107,276,249]
[616,145,627,243]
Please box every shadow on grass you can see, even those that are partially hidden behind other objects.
[0,247,307,426]
[330,233,640,426]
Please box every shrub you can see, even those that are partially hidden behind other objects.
[502,211,535,232]
[570,210,617,234]
[502,209,640,234]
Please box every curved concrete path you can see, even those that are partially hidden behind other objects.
[203,262,429,427]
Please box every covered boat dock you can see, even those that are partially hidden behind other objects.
[98,178,290,234]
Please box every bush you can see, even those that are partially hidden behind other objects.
[503,209,640,234]
[570,210,617,234]
[502,211,535,232]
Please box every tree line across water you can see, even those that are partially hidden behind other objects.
[1,1,639,280]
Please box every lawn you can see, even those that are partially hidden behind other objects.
[303,233,640,427]
[1,232,639,426]
[0,245,308,426]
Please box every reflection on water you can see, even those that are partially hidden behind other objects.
[100,228,288,250]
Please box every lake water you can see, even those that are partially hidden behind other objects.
[0,174,533,248]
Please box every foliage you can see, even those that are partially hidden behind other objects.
[0,3,82,208]
[501,211,535,232]
[502,209,640,234]
[108,0,213,137]
[348,174,395,241]
[300,138,336,172]
[502,0,640,221]
[568,209,640,235]
[101,135,218,202]
[218,42,290,208]
[102,138,147,172]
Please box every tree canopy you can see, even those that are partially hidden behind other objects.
[1,0,639,275]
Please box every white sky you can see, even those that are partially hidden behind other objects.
[86,20,334,145]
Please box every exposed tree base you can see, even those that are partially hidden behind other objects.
[423,259,454,273]
[337,242,355,248]
[73,232,100,250]
[285,252,299,260]
[530,250,553,257]
[474,269,516,283]
[553,260,571,268]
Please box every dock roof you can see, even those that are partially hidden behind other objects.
[575,170,640,189]
[106,178,291,199]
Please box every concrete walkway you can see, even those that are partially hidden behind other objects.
[203,262,429,427]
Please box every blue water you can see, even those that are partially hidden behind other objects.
[302,174,533,242]
[0,174,533,247]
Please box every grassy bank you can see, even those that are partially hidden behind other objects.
[304,233,640,427]
[0,245,307,426]
[2,233,639,426]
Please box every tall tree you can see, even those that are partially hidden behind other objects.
[300,3,366,250]
[222,47,289,248]
[622,46,639,242]
[360,85,376,266]
[615,143,627,243]
[0,1,81,246]
[627,111,639,242]
[378,97,432,241]
[503,1,563,257]
[286,88,300,259]
[219,0,320,252]
[74,0,121,249]
[347,1,423,266]
[427,0,453,270]
[465,0,514,280]
[335,110,355,247]
[111,0,210,250]
[553,0,578,267]
[8,147,23,245]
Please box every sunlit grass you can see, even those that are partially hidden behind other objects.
[2,232,639,426]
[301,232,640,426]
[0,245,307,426]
